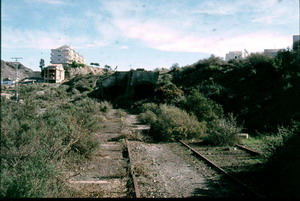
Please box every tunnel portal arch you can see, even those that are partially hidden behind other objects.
[133,81,156,101]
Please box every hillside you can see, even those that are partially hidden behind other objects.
[67,65,105,77]
[1,60,105,81]
[1,60,40,80]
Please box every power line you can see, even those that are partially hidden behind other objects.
[11,57,23,103]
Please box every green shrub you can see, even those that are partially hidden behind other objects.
[0,100,65,198]
[64,75,99,93]
[138,102,159,113]
[115,109,127,118]
[75,80,93,92]
[99,101,112,113]
[262,121,299,158]
[138,110,157,125]
[154,82,184,104]
[181,89,224,125]
[71,133,99,158]
[70,87,80,95]
[204,114,242,146]
[0,94,105,198]
[139,104,206,141]
[263,121,300,197]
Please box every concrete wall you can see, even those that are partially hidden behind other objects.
[101,71,128,88]
[98,69,159,101]
[130,70,159,86]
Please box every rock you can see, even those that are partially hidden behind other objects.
[238,133,249,139]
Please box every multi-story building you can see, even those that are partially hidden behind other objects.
[225,51,243,61]
[43,64,65,83]
[293,35,300,44]
[263,49,284,58]
[50,45,85,66]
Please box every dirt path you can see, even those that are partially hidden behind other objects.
[66,109,130,198]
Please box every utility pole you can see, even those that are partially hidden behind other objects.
[11,57,23,102]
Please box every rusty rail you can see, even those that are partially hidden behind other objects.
[125,139,141,198]
[235,144,261,156]
[179,140,264,198]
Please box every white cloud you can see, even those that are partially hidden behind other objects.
[193,0,298,25]
[112,18,292,56]
[24,0,65,5]
[192,3,238,15]
[120,46,129,49]
[251,5,296,25]
[211,32,291,56]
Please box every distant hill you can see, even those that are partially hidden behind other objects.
[1,60,41,81]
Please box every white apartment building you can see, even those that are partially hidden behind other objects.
[225,51,243,61]
[50,45,85,65]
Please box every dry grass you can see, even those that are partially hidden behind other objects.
[121,129,146,141]
[133,163,149,178]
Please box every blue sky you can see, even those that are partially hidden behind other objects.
[2,0,299,71]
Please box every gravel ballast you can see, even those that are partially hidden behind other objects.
[128,141,248,198]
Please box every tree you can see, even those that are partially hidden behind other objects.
[90,63,100,66]
[69,61,84,68]
[104,65,112,72]
[39,59,45,70]
[39,59,45,77]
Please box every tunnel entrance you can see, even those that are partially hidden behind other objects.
[133,82,155,101]
[103,85,127,102]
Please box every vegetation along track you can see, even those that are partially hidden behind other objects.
[179,140,265,198]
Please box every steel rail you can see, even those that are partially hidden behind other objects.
[235,144,261,156]
[179,140,264,198]
[125,139,141,198]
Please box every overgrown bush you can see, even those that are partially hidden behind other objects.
[0,86,111,198]
[99,101,112,113]
[263,121,300,197]
[138,104,206,141]
[0,99,65,197]
[204,114,242,146]
[138,110,157,125]
[154,82,184,104]
[180,89,224,125]
[64,75,100,93]
[171,46,300,133]
[138,102,159,113]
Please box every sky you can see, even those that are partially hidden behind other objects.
[1,0,299,71]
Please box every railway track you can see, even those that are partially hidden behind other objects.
[179,140,265,198]
[125,139,141,198]
[124,114,266,198]
[235,144,262,156]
